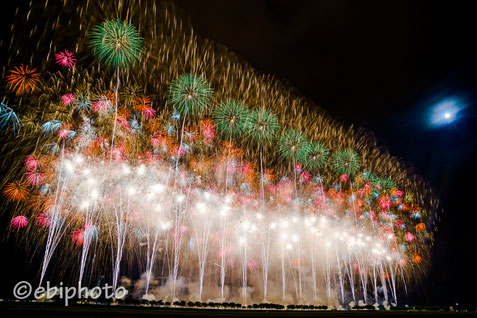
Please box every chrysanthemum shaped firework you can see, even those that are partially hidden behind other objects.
[277,128,309,162]
[3,181,30,202]
[61,93,75,106]
[168,73,214,117]
[331,148,361,175]
[213,99,249,138]
[11,215,28,231]
[89,19,144,69]
[73,93,91,112]
[55,50,76,68]
[246,108,280,144]
[6,65,41,95]
[1,0,436,309]
[301,141,329,172]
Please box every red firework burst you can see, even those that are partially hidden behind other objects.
[25,169,45,187]
[200,118,216,143]
[61,93,75,106]
[24,154,41,170]
[71,228,84,247]
[55,49,76,68]
[11,215,28,231]
[35,212,51,228]
[6,64,41,95]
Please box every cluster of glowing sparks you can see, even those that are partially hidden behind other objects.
[16,150,426,305]
[0,5,434,309]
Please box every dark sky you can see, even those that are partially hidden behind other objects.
[0,0,476,307]
[174,0,477,306]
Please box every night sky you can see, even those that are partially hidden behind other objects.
[173,0,477,306]
[1,0,476,307]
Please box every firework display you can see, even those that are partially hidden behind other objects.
[0,0,437,309]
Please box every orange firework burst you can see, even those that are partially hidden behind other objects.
[27,195,54,214]
[415,223,426,232]
[133,96,151,112]
[413,253,423,264]
[261,168,275,184]
[105,90,119,107]
[133,96,155,120]
[145,118,162,133]
[3,181,30,202]
[6,64,41,95]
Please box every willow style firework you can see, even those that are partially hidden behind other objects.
[1,0,437,309]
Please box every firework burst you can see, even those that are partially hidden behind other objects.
[55,49,76,68]
[301,141,329,172]
[331,148,361,176]
[169,73,214,117]
[61,93,75,106]
[35,212,51,228]
[3,181,30,202]
[378,177,396,191]
[133,96,156,119]
[92,95,113,113]
[213,99,249,138]
[277,129,309,163]
[41,120,62,136]
[25,169,44,187]
[73,93,91,112]
[89,19,144,69]
[6,64,41,95]
[0,102,21,135]
[24,155,41,171]
[11,216,28,231]
[246,108,279,145]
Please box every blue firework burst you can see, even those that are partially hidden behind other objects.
[74,93,91,112]
[0,102,21,135]
[41,120,62,136]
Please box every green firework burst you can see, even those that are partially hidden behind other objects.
[89,19,144,69]
[168,73,214,117]
[213,99,249,138]
[378,177,396,191]
[331,148,361,175]
[246,108,279,144]
[301,141,329,172]
[363,171,380,185]
[277,129,309,163]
